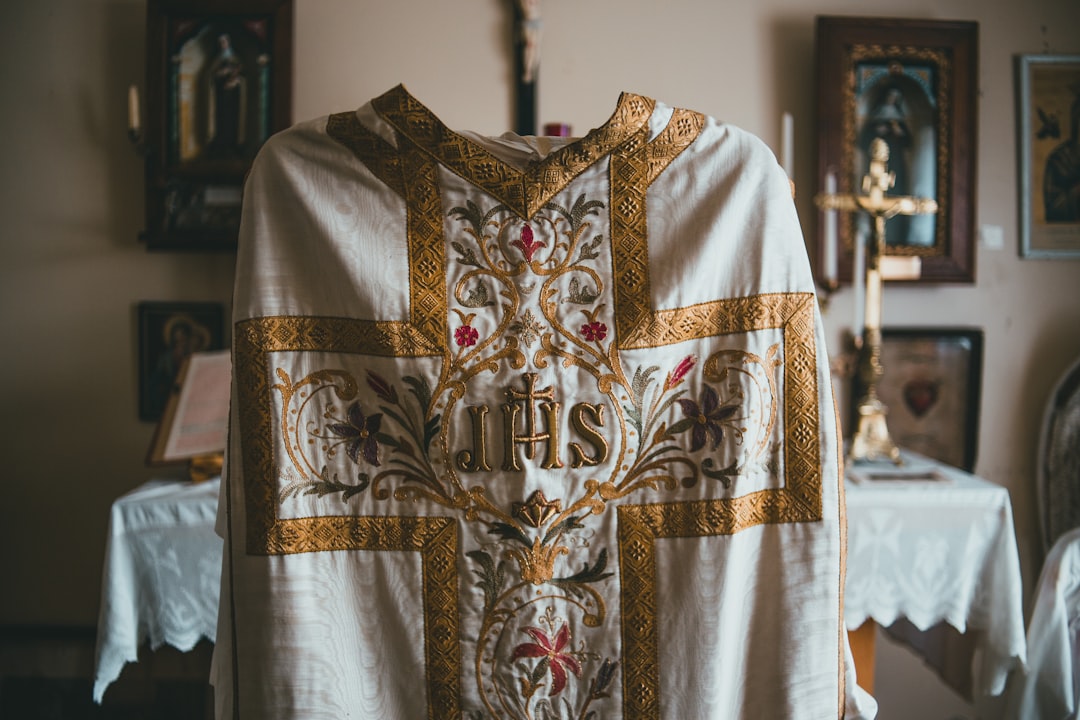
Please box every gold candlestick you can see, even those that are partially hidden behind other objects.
[815,138,937,465]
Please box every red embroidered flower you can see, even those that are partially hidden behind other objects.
[454,325,479,347]
[664,355,696,390]
[580,321,607,342]
[511,224,546,262]
[510,624,582,695]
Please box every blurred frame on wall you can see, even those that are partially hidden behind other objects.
[137,301,225,422]
[851,327,983,472]
[1016,54,1080,259]
[815,16,979,284]
[140,0,294,251]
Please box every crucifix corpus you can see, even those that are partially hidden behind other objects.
[512,0,541,135]
[815,137,938,466]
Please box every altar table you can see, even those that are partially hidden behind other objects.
[92,460,1028,705]
[92,477,222,703]
[844,454,1027,700]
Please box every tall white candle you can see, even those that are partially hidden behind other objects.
[128,85,140,133]
[781,112,794,178]
[823,172,838,283]
[852,231,865,341]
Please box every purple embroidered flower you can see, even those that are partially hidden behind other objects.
[329,402,383,466]
[510,624,582,695]
[455,325,479,347]
[581,321,607,342]
[664,355,696,390]
[511,224,546,262]
[677,385,737,452]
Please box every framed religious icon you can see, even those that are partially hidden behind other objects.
[138,301,225,421]
[815,16,978,284]
[1016,54,1080,258]
[852,327,983,472]
[141,0,293,251]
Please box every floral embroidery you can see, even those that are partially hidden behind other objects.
[509,309,544,347]
[676,384,738,452]
[580,321,607,342]
[664,354,696,390]
[511,623,582,696]
[280,465,370,502]
[273,368,443,504]
[455,325,479,347]
[511,223,545,262]
[564,276,600,304]
[460,281,496,308]
[328,401,383,466]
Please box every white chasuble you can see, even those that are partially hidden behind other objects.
[214,85,853,719]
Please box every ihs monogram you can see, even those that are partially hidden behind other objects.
[456,371,609,473]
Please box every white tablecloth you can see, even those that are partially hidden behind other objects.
[92,464,1027,706]
[92,477,223,703]
[845,454,1027,700]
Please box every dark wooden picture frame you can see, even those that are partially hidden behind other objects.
[1016,54,1080,259]
[142,0,293,251]
[815,16,978,284]
[138,301,225,421]
[852,327,983,472]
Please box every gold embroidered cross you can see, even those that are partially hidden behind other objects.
[503,372,562,468]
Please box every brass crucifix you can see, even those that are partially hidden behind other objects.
[815,138,937,465]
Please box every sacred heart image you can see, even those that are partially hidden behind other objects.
[903,377,940,417]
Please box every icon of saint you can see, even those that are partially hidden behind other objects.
[205,33,246,157]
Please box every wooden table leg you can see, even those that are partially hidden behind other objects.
[847,620,876,694]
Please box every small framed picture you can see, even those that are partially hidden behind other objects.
[1016,54,1080,258]
[853,327,983,471]
[815,16,979,283]
[138,301,225,421]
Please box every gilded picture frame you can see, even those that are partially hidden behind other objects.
[815,16,979,284]
[1016,54,1080,259]
[852,327,983,472]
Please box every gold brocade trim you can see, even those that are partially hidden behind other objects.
[835,391,847,717]
[325,115,450,348]
[608,104,821,514]
[326,112,406,197]
[617,490,817,718]
[607,108,823,715]
[613,295,822,717]
[370,84,656,219]
[608,107,703,337]
[235,316,442,551]
[617,292,822,515]
[276,515,461,720]
[238,315,441,357]
[402,143,453,343]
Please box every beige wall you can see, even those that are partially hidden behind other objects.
[1,0,1078,715]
